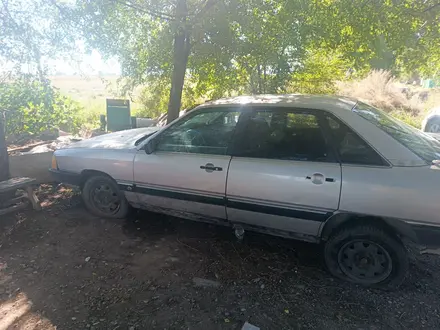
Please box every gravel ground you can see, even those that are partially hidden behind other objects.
[0,186,440,330]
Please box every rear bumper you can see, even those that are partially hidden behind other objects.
[49,168,81,186]
[411,224,440,247]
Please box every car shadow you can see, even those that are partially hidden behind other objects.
[123,209,324,267]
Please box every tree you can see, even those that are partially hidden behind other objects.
[305,0,440,76]
[0,0,78,79]
[3,0,440,125]
[67,0,228,122]
[60,0,318,121]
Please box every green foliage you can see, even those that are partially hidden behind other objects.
[1,0,78,77]
[0,78,84,139]
[306,0,440,76]
[288,48,353,94]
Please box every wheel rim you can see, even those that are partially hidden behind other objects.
[90,181,121,215]
[429,123,440,133]
[337,239,392,284]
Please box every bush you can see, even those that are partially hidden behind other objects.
[0,78,85,140]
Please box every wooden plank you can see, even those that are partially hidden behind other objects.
[7,141,50,153]
[0,194,26,208]
[0,177,37,193]
[0,200,29,216]
[26,185,41,211]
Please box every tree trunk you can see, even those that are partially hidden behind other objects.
[0,111,10,182]
[167,0,191,124]
[257,64,262,94]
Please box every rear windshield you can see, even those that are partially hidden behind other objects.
[353,102,440,163]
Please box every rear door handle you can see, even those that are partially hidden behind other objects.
[200,163,223,172]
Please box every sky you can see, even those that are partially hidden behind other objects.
[0,49,121,76]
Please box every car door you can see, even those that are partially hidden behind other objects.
[132,107,242,223]
[226,107,342,241]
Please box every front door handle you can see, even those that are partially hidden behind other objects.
[200,163,223,172]
[306,173,335,184]
[306,173,325,185]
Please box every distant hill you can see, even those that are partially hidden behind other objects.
[49,75,120,102]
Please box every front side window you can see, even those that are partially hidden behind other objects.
[353,102,440,163]
[156,109,241,155]
[234,109,333,162]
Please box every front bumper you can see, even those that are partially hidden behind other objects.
[411,224,440,247]
[49,168,81,186]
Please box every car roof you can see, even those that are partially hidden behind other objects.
[197,94,357,113]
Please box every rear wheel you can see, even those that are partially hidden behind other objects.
[324,225,408,289]
[82,175,129,219]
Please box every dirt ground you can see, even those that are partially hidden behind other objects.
[1,186,440,330]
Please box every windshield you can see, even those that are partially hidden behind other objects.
[353,102,440,163]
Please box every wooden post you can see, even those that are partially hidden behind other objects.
[0,111,10,182]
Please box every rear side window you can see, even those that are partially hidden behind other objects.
[325,116,387,166]
[353,102,440,163]
[234,109,334,162]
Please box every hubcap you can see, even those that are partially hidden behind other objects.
[337,239,392,284]
[429,123,440,133]
[90,182,121,215]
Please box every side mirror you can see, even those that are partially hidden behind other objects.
[144,138,157,154]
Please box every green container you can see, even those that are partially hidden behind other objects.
[422,79,435,89]
[106,99,131,132]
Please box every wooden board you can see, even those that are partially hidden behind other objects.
[0,177,37,193]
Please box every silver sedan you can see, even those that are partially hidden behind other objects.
[50,95,440,289]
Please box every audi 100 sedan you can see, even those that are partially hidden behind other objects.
[50,95,440,289]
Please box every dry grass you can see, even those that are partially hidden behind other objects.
[49,75,144,116]
[338,70,423,114]
[337,70,440,128]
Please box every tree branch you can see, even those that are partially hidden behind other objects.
[423,2,440,13]
[191,0,219,24]
[111,0,176,21]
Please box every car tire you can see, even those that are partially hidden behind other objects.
[324,225,408,290]
[426,118,440,133]
[82,175,129,219]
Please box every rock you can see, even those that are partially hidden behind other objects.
[242,322,260,330]
[421,248,440,256]
[192,277,221,288]
[166,257,179,263]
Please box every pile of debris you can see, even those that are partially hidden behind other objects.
[8,135,83,156]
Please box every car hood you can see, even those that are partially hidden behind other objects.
[65,127,160,150]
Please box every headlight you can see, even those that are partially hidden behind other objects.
[51,155,58,170]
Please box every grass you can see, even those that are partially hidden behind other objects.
[49,75,145,133]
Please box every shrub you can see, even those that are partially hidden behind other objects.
[0,78,84,140]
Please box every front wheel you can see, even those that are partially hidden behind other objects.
[324,225,408,290]
[82,175,129,219]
